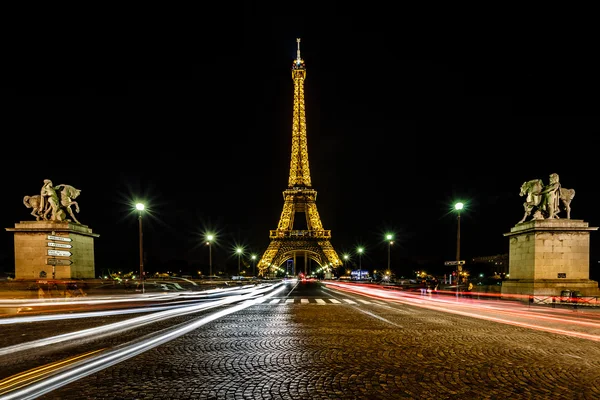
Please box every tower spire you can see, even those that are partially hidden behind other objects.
[296,38,301,64]
[289,37,310,187]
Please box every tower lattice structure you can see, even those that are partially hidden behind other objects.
[257,38,342,277]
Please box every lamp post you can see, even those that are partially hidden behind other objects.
[236,247,243,276]
[135,203,145,294]
[251,254,256,277]
[386,234,394,274]
[357,247,364,280]
[454,202,464,297]
[343,254,349,277]
[206,234,214,279]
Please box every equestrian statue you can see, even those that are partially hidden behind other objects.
[518,173,575,224]
[23,179,82,224]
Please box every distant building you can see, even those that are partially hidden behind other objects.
[471,254,508,276]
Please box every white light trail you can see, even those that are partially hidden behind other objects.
[0,283,288,399]
[0,285,267,324]
[0,284,259,308]
[0,283,282,357]
[0,305,176,324]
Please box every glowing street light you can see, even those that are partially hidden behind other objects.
[236,247,243,275]
[135,203,145,294]
[206,234,214,279]
[454,202,464,297]
[357,247,364,280]
[386,233,394,274]
[343,253,350,276]
[251,254,257,277]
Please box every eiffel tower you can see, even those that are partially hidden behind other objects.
[257,38,342,277]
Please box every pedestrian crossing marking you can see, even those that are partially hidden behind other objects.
[315,299,326,304]
[254,297,268,304]
[286,299,295,303]
[357,299,371,304]
[301,299,309,304]
[270,299,280,304]
[343,299,358,304]
[329,299,341,304]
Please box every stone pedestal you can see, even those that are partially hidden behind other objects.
[6,221,100,280]
[501,219,600,298]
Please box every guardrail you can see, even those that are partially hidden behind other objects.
[531,295,600,307]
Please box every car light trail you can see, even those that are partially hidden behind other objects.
[0,283,283,357]
[0,349,104,395]
[0,283,288,399]
[325,282,600,342]
[0,284,260,309]
[0,285,270,323]
[0,304,179,324]
[0,293,179,307]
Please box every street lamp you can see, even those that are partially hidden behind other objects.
[251,254,257,277]
[206,234,214,279]
[236,247,243,275]
[343,254,350,277]
[357,247,364,280]
[386,234,394,274]
[455,202,464,297]
[135,203,145,294]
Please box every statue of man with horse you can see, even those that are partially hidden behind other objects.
[23,179,83,224]
[518,173,575,224]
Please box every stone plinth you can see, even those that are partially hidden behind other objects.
[501,219,600,298]
[6,221,100,280]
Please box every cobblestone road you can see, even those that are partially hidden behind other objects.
[38,292,600,400]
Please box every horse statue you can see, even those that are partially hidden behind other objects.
[23,195,44,221]
[55,184,82,224]
[518,179,544,224]
[23,182,83,224]
[518,178,575,224]
[559,187,575,219]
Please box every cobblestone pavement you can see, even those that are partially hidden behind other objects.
[36,292,600,400]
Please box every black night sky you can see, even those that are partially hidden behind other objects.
[2,16,598,280]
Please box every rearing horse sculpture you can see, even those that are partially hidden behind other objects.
[518,179,544,224]
[518,179,575,224]
[559,187,575,219]
[54,184,82,224]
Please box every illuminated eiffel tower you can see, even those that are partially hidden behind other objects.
[257,38,342,277]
